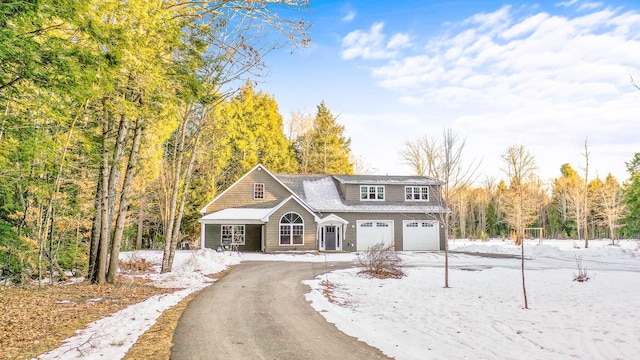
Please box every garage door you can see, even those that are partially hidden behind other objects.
[356,220,394,251]
[403,220,440,250]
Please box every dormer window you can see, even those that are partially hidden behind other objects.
[405,186,429,201]
[360,185,385,201]
[254,183,264,200]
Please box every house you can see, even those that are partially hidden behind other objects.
[198,164,447,252]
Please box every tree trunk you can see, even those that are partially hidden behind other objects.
[161,113,189,273]
[444,214,449,288]
[88,161,104,281]
[521,239,528,309]
[107,118,143,283]
[107,114,131,228]
[95,117,111,285]
[167,129,202,269]
[136,197,145,250]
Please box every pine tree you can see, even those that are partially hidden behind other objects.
[622,153,640,237]
[211,81,298,190]
[303,101,353,174]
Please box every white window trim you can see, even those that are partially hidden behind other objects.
[405,186,429,201]
[279,212,304,246]
[253,183,265,200]
[221,225,245,245]
[360,185,385,201]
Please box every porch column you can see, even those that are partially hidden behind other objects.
[200,222,206,249]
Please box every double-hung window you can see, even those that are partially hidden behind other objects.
[360,185,385,201]
[405,186,429,201]
[254,183,264,200]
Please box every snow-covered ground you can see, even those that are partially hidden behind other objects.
[36,249,242,360]
[37,239,640,359]
[305,239,640,360]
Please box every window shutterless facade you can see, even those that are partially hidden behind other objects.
[360,185,385,201]
[405,186,429,201]
[221,225,245,245]
[279,212,304,245]
[253,183,264,200]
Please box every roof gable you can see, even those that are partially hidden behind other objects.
[200,164,296,214]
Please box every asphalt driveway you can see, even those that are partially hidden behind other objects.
[171,261,390,360]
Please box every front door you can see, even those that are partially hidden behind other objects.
[325,226,337,250]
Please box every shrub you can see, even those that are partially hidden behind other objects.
[119,253,154,274]
[573,255,590,282]
[357,242,405,279]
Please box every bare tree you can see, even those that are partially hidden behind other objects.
[581,138,590,248]
[418,129,481,288]
[399,135,441,177]
[159,2,311,273]
[288,110,314,173]
[595,174,626,242]
[501,145,539,309]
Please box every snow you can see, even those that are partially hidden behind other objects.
[303,176,347,210]
[36,249,241,360]
[301,176,444,213]
[304,239,640,360]
[36,239,640,360]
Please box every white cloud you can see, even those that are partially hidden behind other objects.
[557,0,579,7]
[556,0,602,11]
[387,33,411,49]
[343,5,640,180]
[341,22,411,60]
[342,10,356,22]
[577,2,604,11]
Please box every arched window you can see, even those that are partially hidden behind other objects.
[280,212,304,245]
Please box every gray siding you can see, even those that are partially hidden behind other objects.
[204,224,262,252]
[264,199,317,252]
[321,212,444,251]
[203,168,293,214]
[343,183,443,206]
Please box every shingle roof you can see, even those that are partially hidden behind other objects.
[332,174,442,185]
[275,173,446,213]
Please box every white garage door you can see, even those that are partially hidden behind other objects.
[357,220,394,251]
[403,220,440,250]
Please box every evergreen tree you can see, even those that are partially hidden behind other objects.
[211,81,298,190]
[622,153,640,237]
[302,101,353,174]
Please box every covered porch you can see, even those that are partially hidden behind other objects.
[199,208,271,252]
[317,214,348,251]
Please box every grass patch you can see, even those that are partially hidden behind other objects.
[0,278,176,360]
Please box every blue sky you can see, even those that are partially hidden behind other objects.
[257,0,640,183]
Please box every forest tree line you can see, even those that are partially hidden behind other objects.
[0,0,356,284]
[400,135,640,244]
[1,1,638,285]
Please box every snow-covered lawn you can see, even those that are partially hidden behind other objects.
[305,239,640,360]
[37,239,640,359]
[36,249,242,360]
